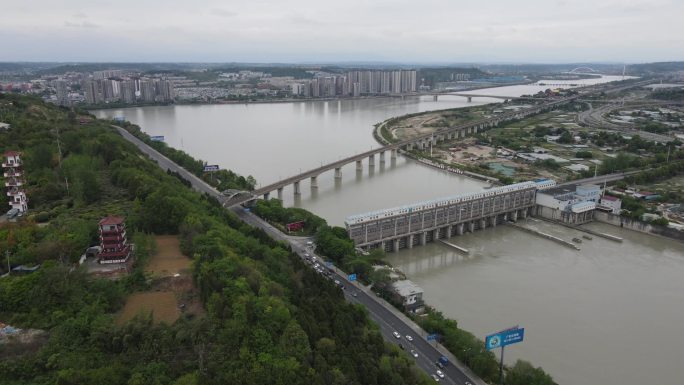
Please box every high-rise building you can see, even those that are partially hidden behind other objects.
[380,72,391,94]
[2,151,28,213]
[54,79,69,106]
[83,79,104,104]
[93,70,123,80]
[391,71,402,93]
[120,80,136,103]
[156,80,174,102]
[139,80,156,102]
[102,79,120,102]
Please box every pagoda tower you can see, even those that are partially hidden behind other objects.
[2,151,28,213]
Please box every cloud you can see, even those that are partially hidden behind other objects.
[64,20,100,29]
[211,8,236,18]
[73,12,87,19]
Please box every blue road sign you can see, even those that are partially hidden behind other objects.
[427,333,439,341]
[203,165,220,172]
[150,135,165,142]
[485,327,525,350]
[348,273,357,281]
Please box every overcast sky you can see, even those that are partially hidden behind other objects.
[1,0,682,63]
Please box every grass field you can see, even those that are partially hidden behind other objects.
[116,291,180,325]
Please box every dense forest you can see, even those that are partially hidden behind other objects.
[0,94,432,384]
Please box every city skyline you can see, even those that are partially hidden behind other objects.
[2,0,683,63]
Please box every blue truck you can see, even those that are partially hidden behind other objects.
[437,356,449,368]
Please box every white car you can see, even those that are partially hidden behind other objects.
[436,370,445,378]
[405,335,413,341]
[393,331,401,339]
[431,374,440,382]
[410,349,418,358]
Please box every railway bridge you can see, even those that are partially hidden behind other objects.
[223,97,574,207]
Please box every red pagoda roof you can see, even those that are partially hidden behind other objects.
[3,151,21,157]
[99,216,125,226]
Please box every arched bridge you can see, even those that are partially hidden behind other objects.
[568,67,599,74]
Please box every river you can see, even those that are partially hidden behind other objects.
[94,75,684,385]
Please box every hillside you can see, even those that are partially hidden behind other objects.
[0,94,431,385]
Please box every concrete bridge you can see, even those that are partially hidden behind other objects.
[410,92,540,102]
[222,96,576,207]
[344,180,554,252]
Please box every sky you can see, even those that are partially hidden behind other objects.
[1,0,683,63]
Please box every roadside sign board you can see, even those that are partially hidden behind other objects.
[485,327,524,350]
[325,261,333,268]
[203,165,220,172]
[348,273,357,281]
[286,220,305,232]
[150,135,165,142]
[427,333,439,341]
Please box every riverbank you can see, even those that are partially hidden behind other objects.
[373,114,502,184]
[84,81,535,110]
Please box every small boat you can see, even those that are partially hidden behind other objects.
[572,237,582,243]
[582,235,593,240]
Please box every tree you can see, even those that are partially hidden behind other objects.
[506,360,557,385]
[557,131,574,144]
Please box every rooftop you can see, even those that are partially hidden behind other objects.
[392,280,423,297]
[99,216,125,226]
[346,181,541,225]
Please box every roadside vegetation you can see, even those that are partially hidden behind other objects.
[0,94,433,385]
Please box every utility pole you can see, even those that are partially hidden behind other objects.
[6,250,10,276]
[667,146,671,163]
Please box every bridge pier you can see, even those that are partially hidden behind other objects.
[468,221,474,233]
[293,181,301,195]
[420,232,427,246]
[356,160,362,171]
[311,175,318,189]
[480,218,486,229]
[490,216,497,227]
[408,234,414,249]
[379,151,385,163]
[520,208,527,219]
[433,95,438,101]
[334,167,342,179]
[467,96,472,102]
[263,192,270,200]
[393,238,399,252]
[391,148,397,159]
[369,154,375,167]
[277,187,283,200]
[457,223,464,235]
[511,211,518,222]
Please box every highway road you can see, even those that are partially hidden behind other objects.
[114,124,483,385]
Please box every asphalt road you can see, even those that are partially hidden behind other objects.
[114,124,480,384]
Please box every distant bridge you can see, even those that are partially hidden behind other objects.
[222,79,655,208]
[222,96,575,207]
[568,67,599,74]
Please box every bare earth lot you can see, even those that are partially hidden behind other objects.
[117,291,180,325]
[117,235,202,325]
[145,235,191,276]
